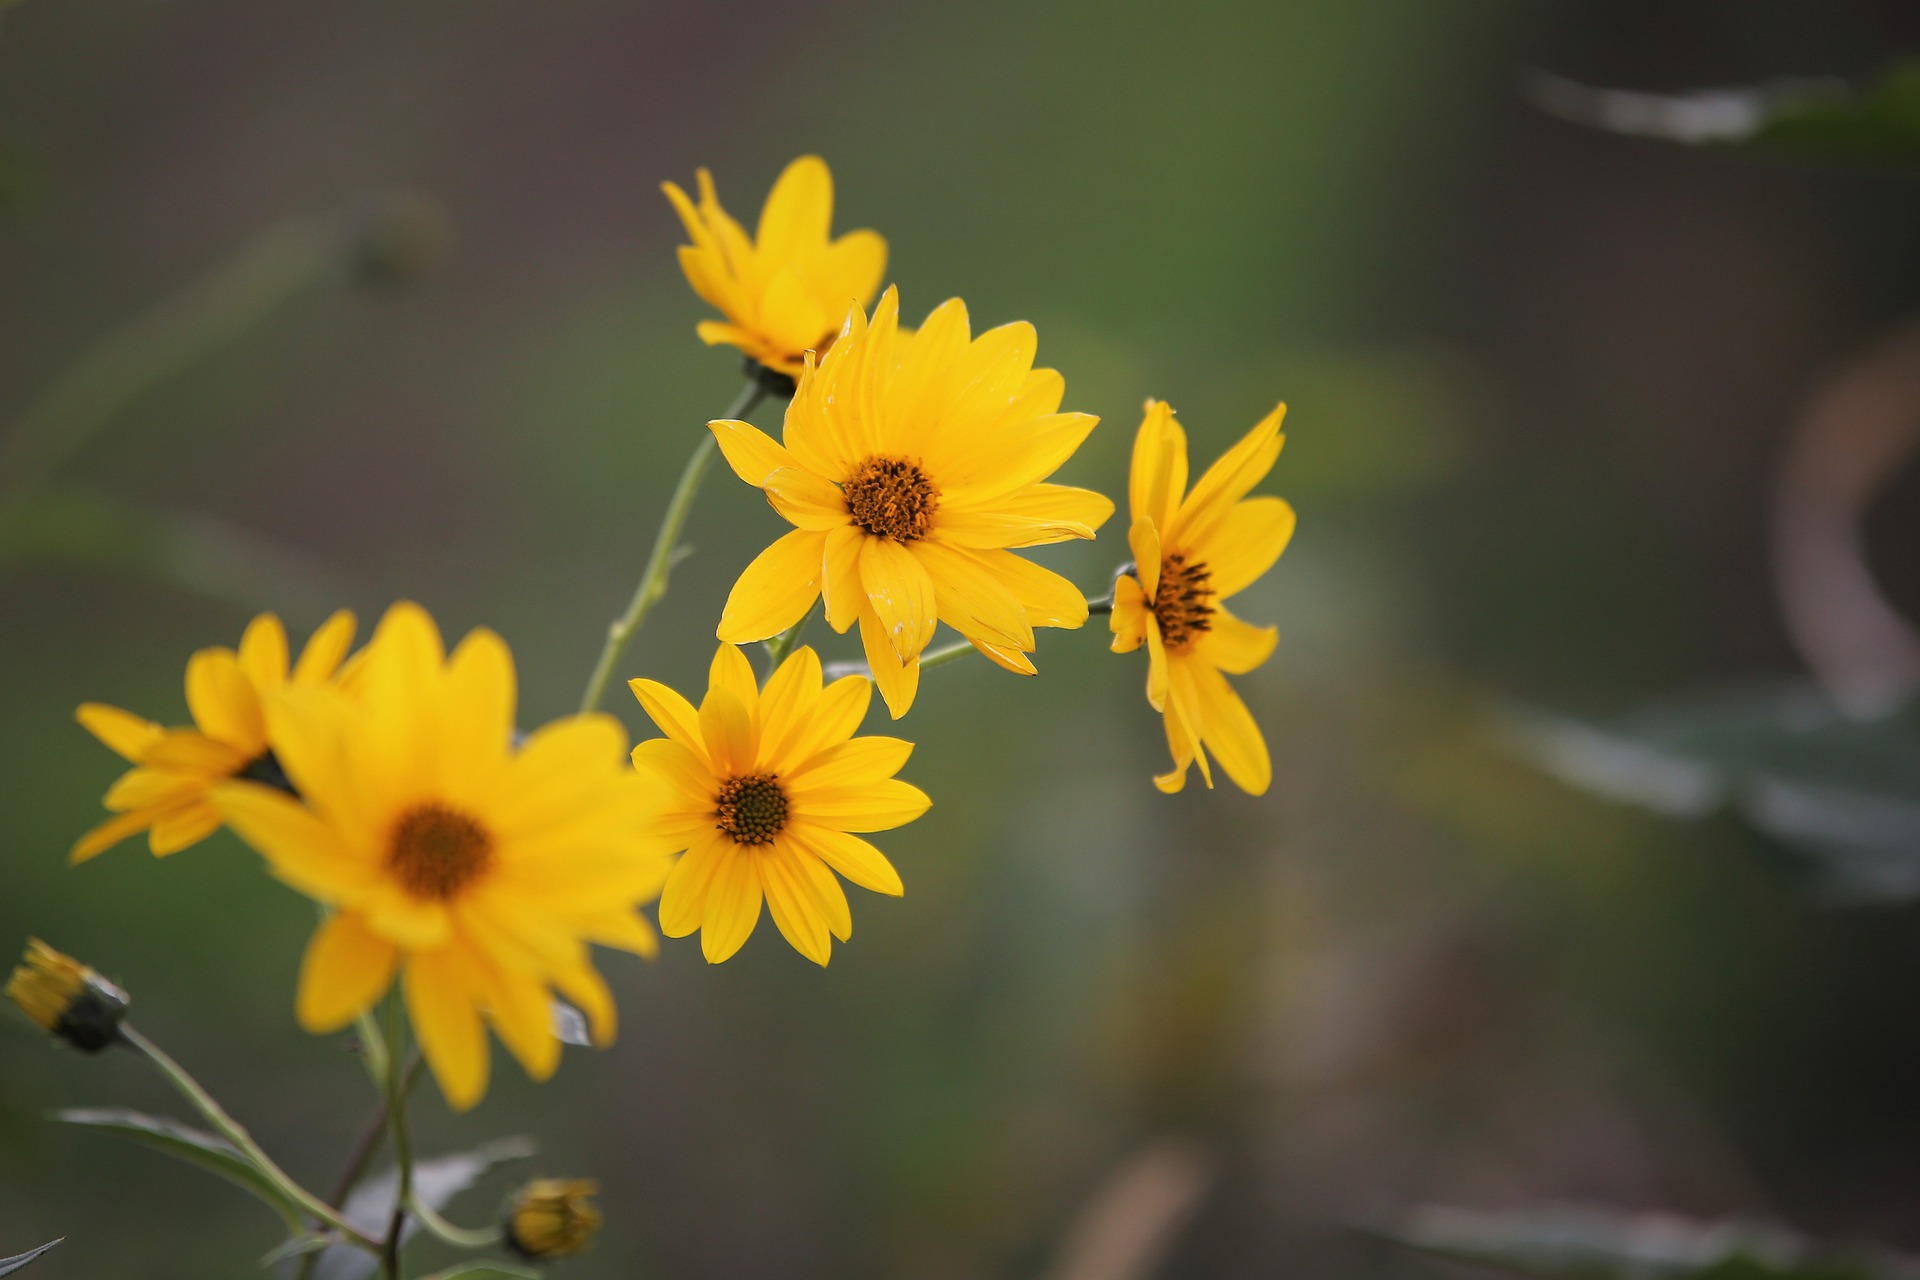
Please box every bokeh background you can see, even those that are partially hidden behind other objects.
[4,2,1920,1277]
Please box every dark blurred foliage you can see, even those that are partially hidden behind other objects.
[3,2,1920,1278]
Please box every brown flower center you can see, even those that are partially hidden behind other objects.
[844,455,939,542]
[715,774,789,846]
[388,803,495,900]
[1152,554,1214,651]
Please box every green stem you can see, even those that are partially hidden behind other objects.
[117,1024,380,1252]
[919,640,977,671]
[0,216,344,510]
[379,997,414,1280]
[762,602,815,673]
[404,1190,502,1250]
[578,378,766,712]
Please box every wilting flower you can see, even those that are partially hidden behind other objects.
[1111,400,1294,794]
[663,155,886,380]
[710,287,1113,717]
[212,602,674,1110]
[628,644,928,964]
[504,1179,602,1260]
[6,939,128,1052]
[71,611,357,863]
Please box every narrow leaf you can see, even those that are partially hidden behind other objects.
[56,1108,303,1228]
[0,1241,62,1276]
[307,1138,535,1280]
[417,1265,540,1280]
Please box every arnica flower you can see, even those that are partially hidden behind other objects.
[6,939,129,1053]
[628,644,929,965]
[72,611,356,863]
[504,1179,602,1261]
[1111,400,1295,795]
[211,602,675,1110]
[663,155,886,381]
[710,287,1113,717]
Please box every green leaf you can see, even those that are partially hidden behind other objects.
[1379,1204,1915,1280]
[417,1265,540,1280]
[0,1241,62,1276]
[1503,688,1920,901]
[1526,61,1920,170]
[54,1108,304,1230]
[259,1234,340,1267]
[307,1138,534,1280]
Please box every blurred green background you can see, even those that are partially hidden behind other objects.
[5,2,1920,1277]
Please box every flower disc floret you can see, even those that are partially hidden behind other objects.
[715,774,789,846]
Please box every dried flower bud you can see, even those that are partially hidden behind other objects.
[6,939,127,1052]
[504,1178,601,1260]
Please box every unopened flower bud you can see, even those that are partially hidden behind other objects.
[6,939,127,1052]
[504,1178,601,1260]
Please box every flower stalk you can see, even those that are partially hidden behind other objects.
[579,377,767,713]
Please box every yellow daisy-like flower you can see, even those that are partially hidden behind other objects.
[211,602,674,1110]
[1110,399,1295,795]
[664,155,887,379]
[71,611,357,863]
[628,644,929,965]
[709,286,1114,718]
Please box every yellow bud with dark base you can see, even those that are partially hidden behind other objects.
[504,1179,601,1261]
[6,938,128,1052]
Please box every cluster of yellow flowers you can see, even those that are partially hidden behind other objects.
[43,156,1295,1120]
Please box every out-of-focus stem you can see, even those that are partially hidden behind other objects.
[378,997,414,1279]
[762,602,815,673]
[0,217,343,509]
[578,378,765,713]
[117,1023,380,1251]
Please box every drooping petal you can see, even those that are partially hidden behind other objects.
[857,606,920,719]
[1190,662,1272,795]
[909,542,1033,652]
[859,537,937,663]
[1198,496,1296,598]
[820,525,867,634]
[296,911,398,1032]
[761,841,832,965]
[1201,605,1279,675]
[405,946,490,1111]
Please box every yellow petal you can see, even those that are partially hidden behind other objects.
[628,679,710,767]
[1173,402,1285,547]
[698,687,756,778]
[757,647,822,770]
[1128,399,1188,534]
[763,466,849,532]
[70,809,153,864]
[787,822,904,896]
[786,736,913,792]
[104,767,202,812]
[857,606,920,719]
[292,609,357,685]
[718,529,825,643]
[266,687,372,836]
[441,628,516,800]
[755,155,833,261]
[816,228,886,311]
[820,525,866,634]
[909,542,1033,652]
[969,637,1037,675]
[1109,574,1149,654]
[186,647,265,754]
[1127,519,1162,599]
[296,912,398,1032]
[214,782,378,905]
[629,736,718,819]
[761,840,832,965]
[76,703,164,762]
[238,614,290,694]
[858,537,936,663]
[701,850,762,963]
[144,729,248,774]
[1191,662,1272,795]
[795,778,930,833]
[1198,496,1296,598]
[147,802,222,856]
[708,643,762,724]
[476,954,560,1083]
[970,550,1090,631]
[1164,656,1214,791]
[799,850,853,942]
[553,961,617,1046]
[768,671,871,774]
[405,947,490,1111]
[710,419,796,488]
[1201,605,1279,675]
[660,832,730,938]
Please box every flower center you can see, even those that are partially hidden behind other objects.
[1152,554,1215,651]
[844,455,939,542]
[714,774,789,846]
[387,803,495,900]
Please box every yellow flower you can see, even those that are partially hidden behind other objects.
[504,1178,602,1260]
[664,155,887,379]
[709,287,1114,717]
[6,938,129,1052]
[71,611,357,863]
[1110,400,1295,795]
[211,602,674,1110]
[628,644,929,965]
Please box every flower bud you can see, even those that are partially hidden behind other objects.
[503,1178,601,1261]
[6,939,128,1052]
